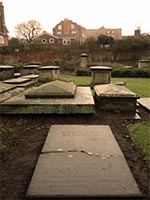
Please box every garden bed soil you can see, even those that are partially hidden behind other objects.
[0,106,150,200]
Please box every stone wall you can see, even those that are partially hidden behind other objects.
[0,49,149,67]
[0,49,111,65]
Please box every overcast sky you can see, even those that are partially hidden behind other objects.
[1,0,150,37]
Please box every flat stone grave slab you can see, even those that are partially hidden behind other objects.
[26,125,142,199]
[94,83,139,113]
[3,77,30,84]
[21,74,39,80]
[0,87,95,114]
[138,98,150,111]
[25,80,76,98]
[0,87,25,103]
[0,82,16,94]
[94,83,138,97]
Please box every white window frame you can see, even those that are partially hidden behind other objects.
[49,38,54,43]
[62,39,71,45]
[42,38,47,43]
[58,25,62,30]
[57,31,62,35]
[71,31,76,34]
[71,24,75,29]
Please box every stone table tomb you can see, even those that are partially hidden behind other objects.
[90,66,112,86]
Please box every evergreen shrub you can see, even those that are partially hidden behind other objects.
[76,68,91,76]
[112,68,150,78]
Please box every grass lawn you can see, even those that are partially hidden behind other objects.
[112,78,150,97]
[128,122,150,161]
[61,75,150,97]
[61,75,90,86]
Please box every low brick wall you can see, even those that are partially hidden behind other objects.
[0,49,149,67]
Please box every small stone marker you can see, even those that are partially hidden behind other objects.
[26,125,142,199]
[80,53,88,68]
[115,81,125,86]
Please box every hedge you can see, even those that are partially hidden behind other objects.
[76,68,149,78]
[76,68,91,76]
[112,69,150,78]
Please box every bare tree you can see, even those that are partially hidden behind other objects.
[15,20,43,43]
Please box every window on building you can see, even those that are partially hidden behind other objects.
[49,38,54,43]
[106,30,115,34]
[71,31,76,34]
[57,31,62,35]
[71,24,75,29]
[42,38,47,43]
[106,30,110,34]
[62,39,71,45]
[58,25,62,30]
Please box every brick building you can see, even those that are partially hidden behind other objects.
[32,31,62,45]
[82,26,122,41]
[53,18,85,45]
[53,18,122,45]
[0,2,8,46]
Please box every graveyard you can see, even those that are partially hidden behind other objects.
[0,63,150,199]
[0,0,150,199]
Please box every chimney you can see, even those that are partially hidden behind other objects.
[134,27,141,36]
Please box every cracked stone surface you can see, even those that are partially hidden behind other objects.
[42,125,122,156]
[26,125,142,199]
[0,82,16,94]
[0,87,25,103]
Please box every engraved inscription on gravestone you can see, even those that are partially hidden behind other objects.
[95,72,109,84]
[90,66,112,86]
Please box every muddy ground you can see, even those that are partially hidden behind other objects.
[0,106,150,200]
